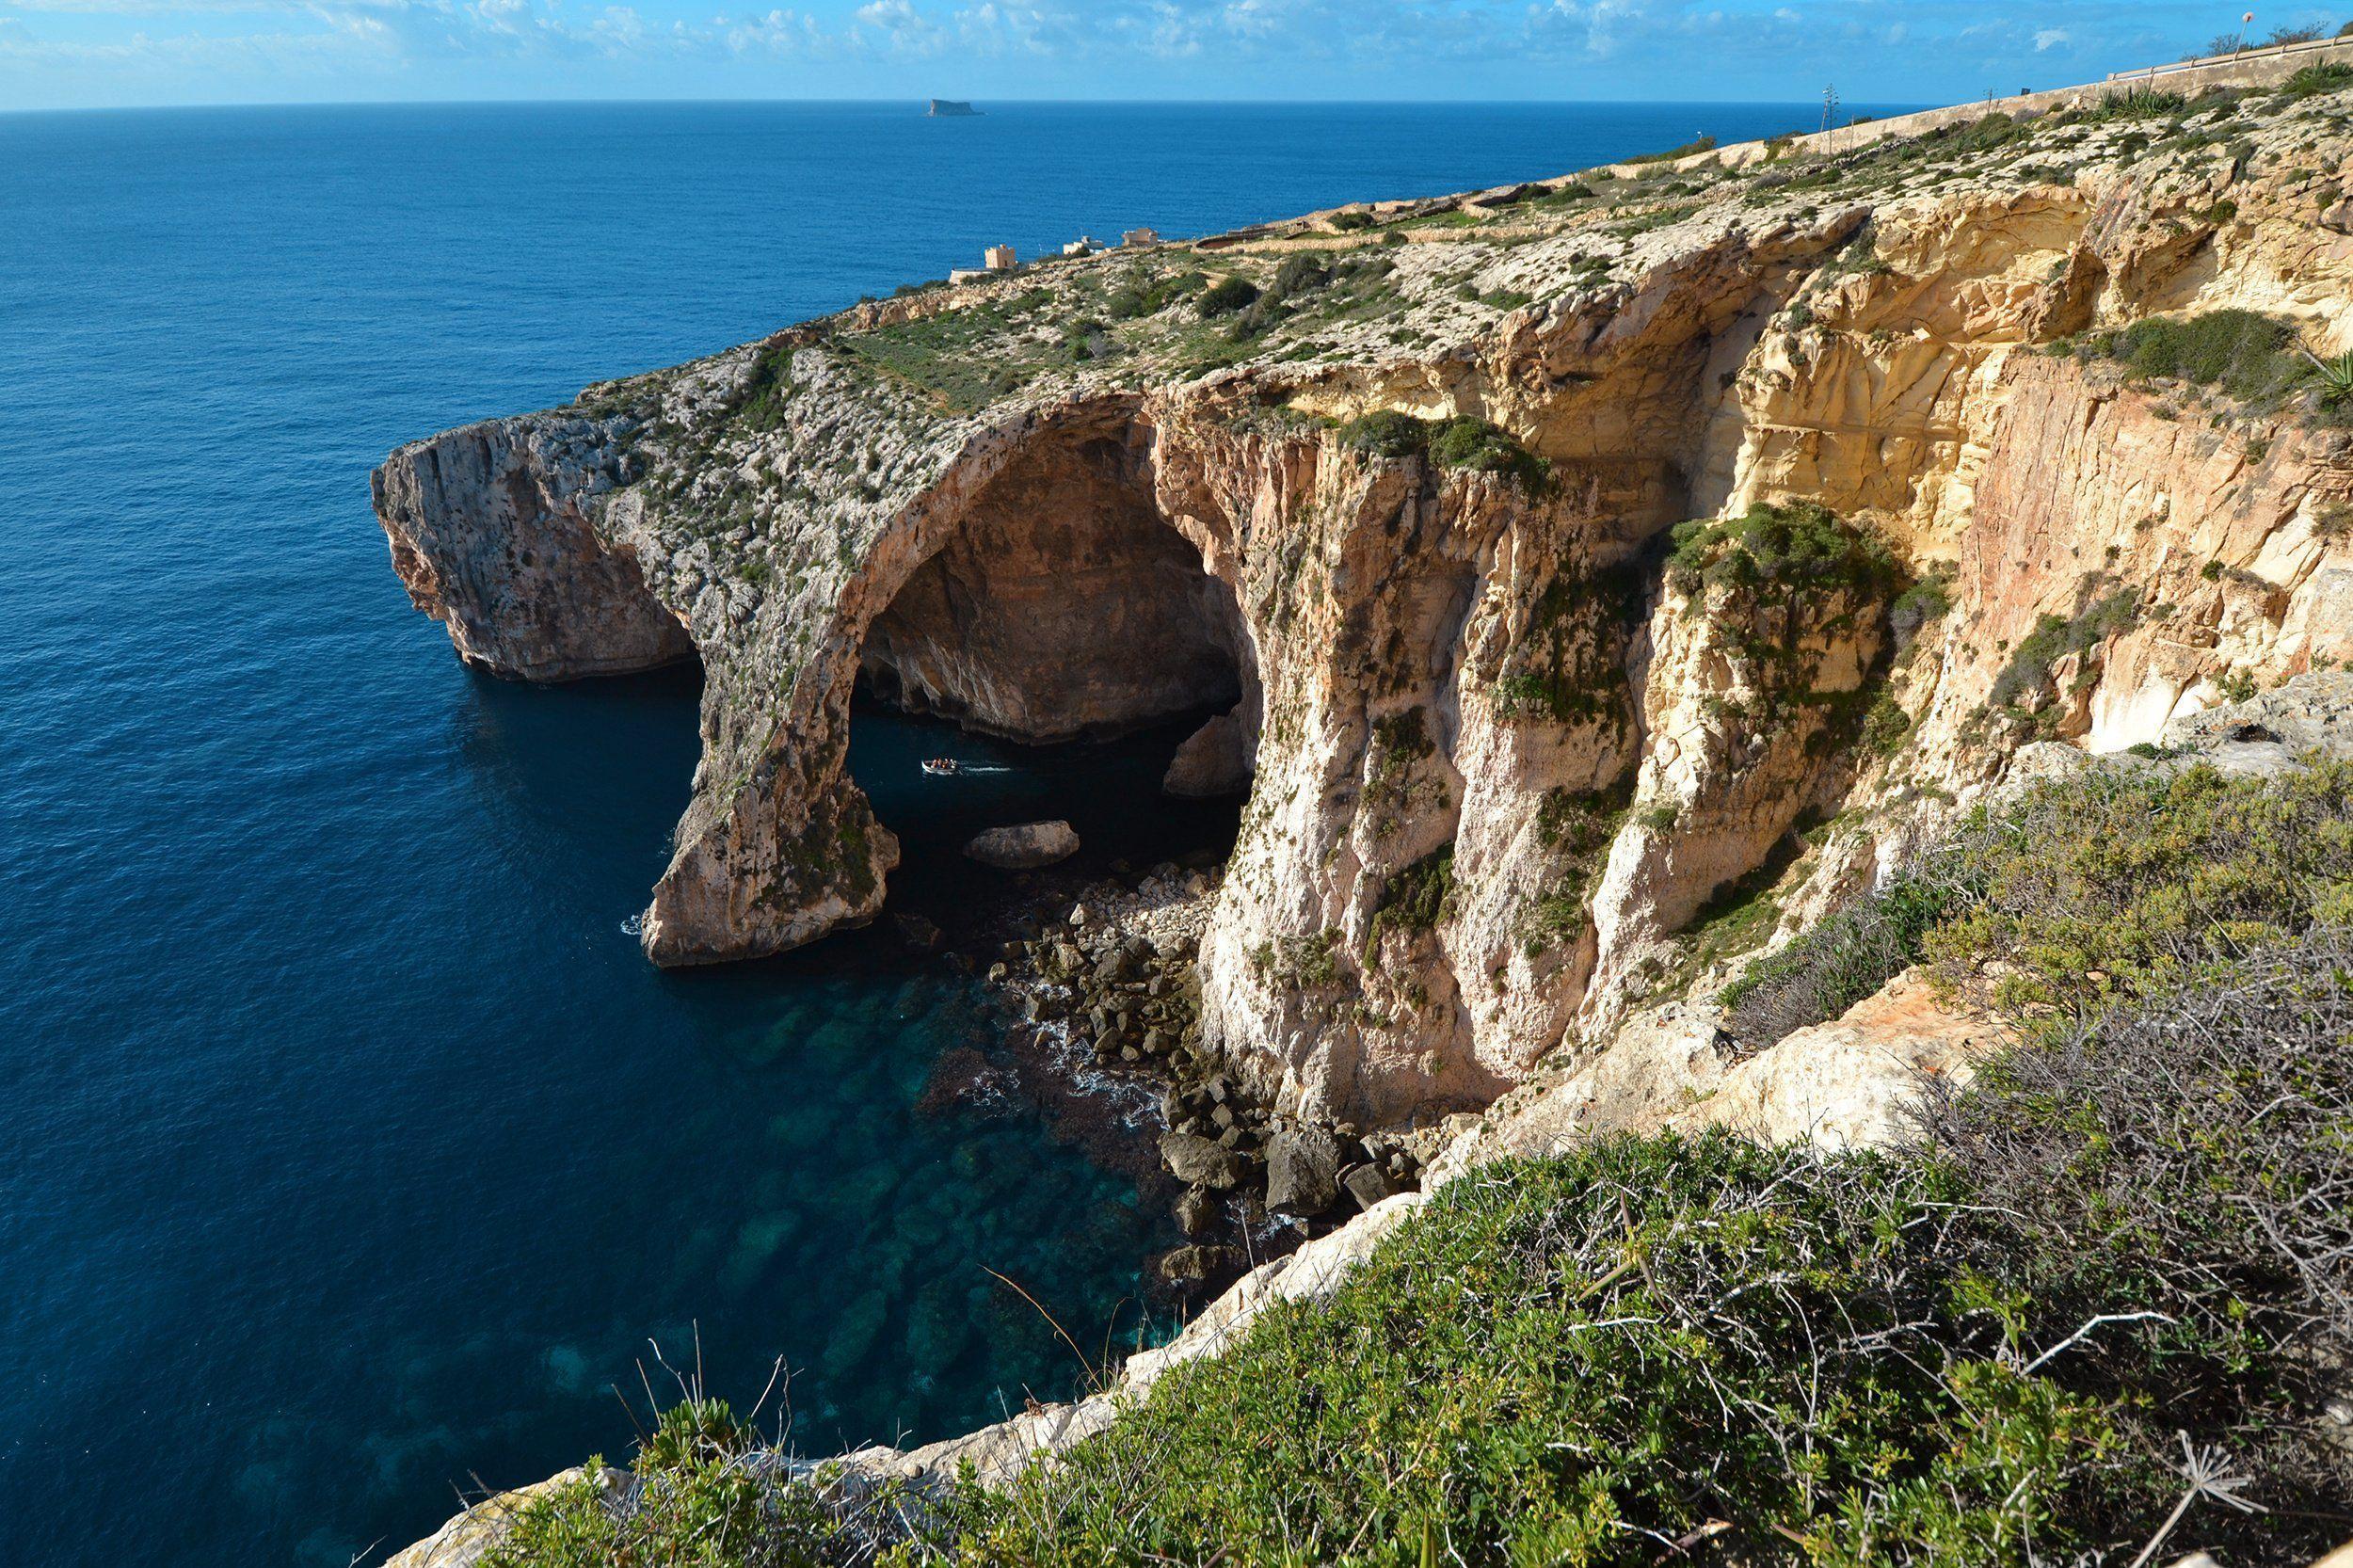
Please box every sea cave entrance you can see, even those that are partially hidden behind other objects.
[848,422,1257,925]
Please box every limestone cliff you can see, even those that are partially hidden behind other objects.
[377,59,2353,1130]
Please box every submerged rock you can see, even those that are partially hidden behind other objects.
[1153,1242,1242,1289]
[964,820,1080,870]
[1174,1186,1216,1238]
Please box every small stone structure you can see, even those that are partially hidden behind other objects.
[984,244,1017,271]
[1121,227,1160,248]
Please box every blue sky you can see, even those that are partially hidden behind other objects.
[0,1,2345,112]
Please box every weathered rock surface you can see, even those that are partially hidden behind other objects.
[373,421,694,681]
[384,1465,628,1568]
[1161,705,1257,796]
[378,60,2353,1133]
[963,819,1080,869]
[1262,1125,1341,1216]
[1158,1130,1250,1191]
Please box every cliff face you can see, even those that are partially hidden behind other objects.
[377,73,2353,1128]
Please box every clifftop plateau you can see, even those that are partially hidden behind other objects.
[378,56,2353,1129]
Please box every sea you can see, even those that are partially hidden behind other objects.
[0,98,1912,1568]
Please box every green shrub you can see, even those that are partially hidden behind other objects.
[1889,573,1952,642]
[1918,931,2353,1544]
[1108,273,1200,319]
[1926,756,2353,1013]
[481,1400,867,1568]
[1725,757,2353,1043]
[1987,589,2137,709]
[2280,61,2353,99]
[1664,501,1903,602]
[1335,411,1549,490]
[1328,209,1375,231]
[1720,856,1980,1051]
[1337,408,1429,458]
[733,343,797,432]
[1624,133,1717,164]
[1198,275,1260,315]
[1366,845,1456,957]
[1425,416,1548,488]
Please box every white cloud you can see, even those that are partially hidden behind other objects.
[0,0,2240,106]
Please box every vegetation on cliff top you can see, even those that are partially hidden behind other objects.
[1665,501,1904,604]
[1721,753,2353,1050]
[479,760,2353,1568]
[2061,309,2353,426]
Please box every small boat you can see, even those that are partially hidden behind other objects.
[920,758,961,776]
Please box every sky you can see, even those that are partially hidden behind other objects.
[0,0,2345,112]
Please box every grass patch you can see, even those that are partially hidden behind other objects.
[838,289,1057,411]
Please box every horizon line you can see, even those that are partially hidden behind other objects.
[0,91,1947,120]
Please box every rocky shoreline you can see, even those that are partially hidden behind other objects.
[960,856,1434,1304]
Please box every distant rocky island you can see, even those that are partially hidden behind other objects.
[925,99,979,117]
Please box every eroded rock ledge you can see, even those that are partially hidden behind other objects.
[378,74,2353,1134]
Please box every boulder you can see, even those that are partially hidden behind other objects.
[1159,1131,1250,1191]
[1265,1127,1343,1217]
[1174,1187,1216,1238]
[1153,1243,1242,1288]
[964,820,1080,870]
[1339,1161,1397,1212]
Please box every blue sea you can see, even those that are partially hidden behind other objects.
[0,99,1911,1568]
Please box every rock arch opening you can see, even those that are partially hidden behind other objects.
[852,420,1259,891]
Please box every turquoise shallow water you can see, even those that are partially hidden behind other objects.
[0,98,1913,1568]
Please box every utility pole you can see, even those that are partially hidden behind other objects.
[1820,85,1839,133]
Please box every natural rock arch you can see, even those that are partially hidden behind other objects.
[855,417,1256,750]
[632,399,1264,968]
